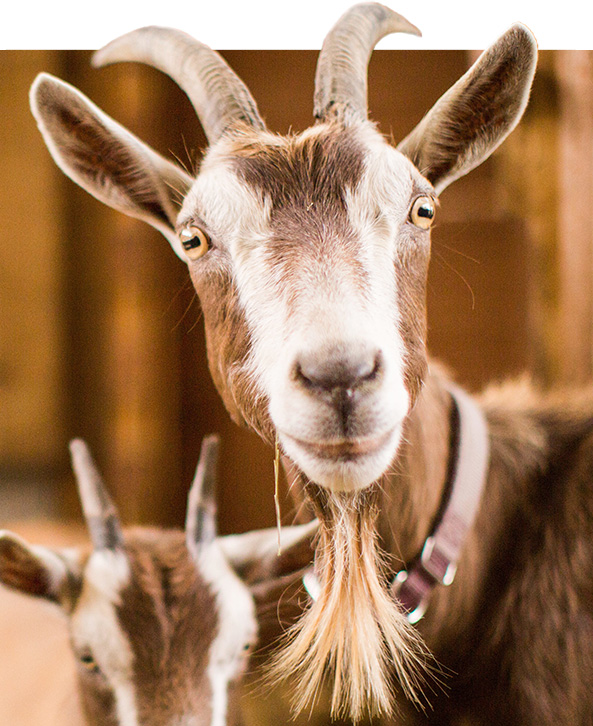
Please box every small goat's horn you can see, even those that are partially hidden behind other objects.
[186,434,220,553]
[314,2,420,124]
[92,27,265,144]
[69,439,124,551]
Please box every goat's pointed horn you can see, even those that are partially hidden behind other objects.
[92,27,265,144]
[314,3,420,124]
[186,434,220,553]
[69,439,124,551]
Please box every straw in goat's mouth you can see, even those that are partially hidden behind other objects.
[267,483,433,722]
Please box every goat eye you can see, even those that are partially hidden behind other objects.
[179,225,210,261]
[409,197,436,230]
[79,651,99,673]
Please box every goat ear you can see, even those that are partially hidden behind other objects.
[30,73,193,260]
[0,531,80,606]
[219,520,317,583]
[220,522,317,648]
[398,24,537,195]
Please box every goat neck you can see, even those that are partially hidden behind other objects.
[377,370,454,567]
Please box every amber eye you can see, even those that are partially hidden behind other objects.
[409,196,436,230]
[79,651,99,673]
[179,225,210,261]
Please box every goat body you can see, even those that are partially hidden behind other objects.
[374,372,593,724]
[27,3,593,724]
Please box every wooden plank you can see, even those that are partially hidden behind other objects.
[0,51,66,472]
[555,51,593,384]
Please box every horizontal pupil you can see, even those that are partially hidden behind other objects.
[418,205,434,218]
[182,237,202,250]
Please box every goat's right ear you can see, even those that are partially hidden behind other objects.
[30,73,193,260]
[398,24,537,194]
[0,531,81,607]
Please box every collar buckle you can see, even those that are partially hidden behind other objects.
[420,534,458,586]
[392,531,460,624]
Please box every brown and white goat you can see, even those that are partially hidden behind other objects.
[28,3,593,724]
[0,437,314,726]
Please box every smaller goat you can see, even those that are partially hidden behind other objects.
[0,437,315,726]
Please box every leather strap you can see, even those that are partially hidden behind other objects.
[391,383,490,623]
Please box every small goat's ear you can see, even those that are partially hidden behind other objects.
[0,531,81,606]
[220,521,317,645]
[398,24,537,194]
[30,72,193,260]
[219,520,317,582]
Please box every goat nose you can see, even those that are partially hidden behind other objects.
[294,347,383,395]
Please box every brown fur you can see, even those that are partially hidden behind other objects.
[116,530,218,726]
[188,258,263,436]
[231,124,365,217]
[392,236,431,410]
[353,374,593,725]
[399,26,536,190]
[244,370,593,725]
[190,123,372,446]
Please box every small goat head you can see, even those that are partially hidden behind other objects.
[0,437,278,726]
[29,3,536,496]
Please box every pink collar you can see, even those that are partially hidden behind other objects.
[391,383,490,623]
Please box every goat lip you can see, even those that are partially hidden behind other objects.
[286,430,394,461]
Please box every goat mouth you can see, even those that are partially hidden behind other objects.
[278,426,402,491]
[286,430,395,462]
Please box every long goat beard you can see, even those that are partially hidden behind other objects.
[267,482,433,722]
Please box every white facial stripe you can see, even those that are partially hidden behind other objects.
[208,668,229,726]
[225,123,411,377]
[197,541,257,726]
[72,549,139,726]
[114,683,140,726]
[83,549,130,601]
[242,127,414,490]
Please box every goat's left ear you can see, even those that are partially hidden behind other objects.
[30,73,193,260]
[0,531,81,606]
[398,24,537,195]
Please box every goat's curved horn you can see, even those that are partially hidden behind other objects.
[69,439,124,551]
[186,434,220,553]
[314,2,420,124]
[92,27,265,144]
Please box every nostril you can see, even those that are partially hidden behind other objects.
[294,348,383,394]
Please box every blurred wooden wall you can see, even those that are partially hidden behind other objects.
[1,48,592,533]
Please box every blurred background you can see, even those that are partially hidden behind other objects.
[1,47,592,535]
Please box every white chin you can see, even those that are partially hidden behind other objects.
[279,427,401,493]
